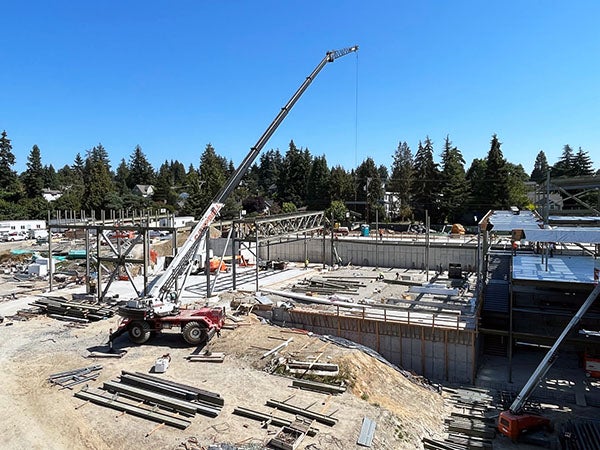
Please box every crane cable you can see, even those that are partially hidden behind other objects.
[354,50,360,170]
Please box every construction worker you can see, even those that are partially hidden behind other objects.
[511,240,518,256]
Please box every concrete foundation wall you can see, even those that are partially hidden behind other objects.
[271,308,476,383]
[259,237,478,271]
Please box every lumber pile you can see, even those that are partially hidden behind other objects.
[31,296,117,322]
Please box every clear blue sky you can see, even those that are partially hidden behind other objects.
[2,1,599,175]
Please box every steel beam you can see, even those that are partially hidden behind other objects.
[74,387,191,429]
[265,399,337,426]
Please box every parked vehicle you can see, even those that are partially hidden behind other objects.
[2,231,27,242]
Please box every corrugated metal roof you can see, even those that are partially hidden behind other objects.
[523,228,600,243]
[512,255,596,284]
[487,210,543,231]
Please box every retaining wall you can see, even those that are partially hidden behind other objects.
[258,236,478,271]
[270,307,476,384]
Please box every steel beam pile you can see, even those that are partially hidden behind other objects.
[74,370,223,430]
[424,387,497,449]
[48,365,103,390]
[291,277,363,296]
[32,297,117,322]
[560,419,600,450]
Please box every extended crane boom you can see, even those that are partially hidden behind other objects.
[498,282,600,440]
[119,45,358,323]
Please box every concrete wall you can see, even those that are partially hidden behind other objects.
[270,307,476,383]
[257,237,478,271]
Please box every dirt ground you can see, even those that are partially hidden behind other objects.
[0,289,449,450]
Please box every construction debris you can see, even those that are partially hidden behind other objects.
[187,351,225,363]
[261,337,293,359]
[357,417,376,447]
[269,420,310,450]
[232,406,319,437]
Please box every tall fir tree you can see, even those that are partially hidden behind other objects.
[552,144,575,177]
[355,157,383,223]
[388,141,413,220]
[411,136,440,222]
[22,145,45,198]
[0,130,19,195]
[329,165,354,202]
[439,136,468,223]
[128,145,155,188]
[530,150,549,182]
[466,158,488,215]
[306,155,331,210]
[277,140,311,207]
[82,144,115,212]
[573,147,594,176]
[484,134,510,210]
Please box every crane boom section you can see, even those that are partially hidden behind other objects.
[148,45,358,300]
[509,282,600,413]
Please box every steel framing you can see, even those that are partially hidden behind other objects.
[47,210,176,301]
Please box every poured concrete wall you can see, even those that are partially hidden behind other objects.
[258,237,478,271]
[271,308,476,383]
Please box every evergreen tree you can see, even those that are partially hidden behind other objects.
[388,141,413,220]
[171,160,187,188]
[573,147,594,176]
[256,149,282,196]
[115,159,130,195]
[278,140,311,206]
[552,145,575,177]
[506,163,530,208]
[82,145,115,212]
[153,160,178,207]
[329,165,354,202]
[22,144,45,198]
[185,144,229,217]
[439,136,468,223]
[355,157,383,223]
[127,145,155,188]
[530,150,549,183]
[72,153,85,180]
[466,158,488,214]
[0,130,19,195]
[484,134,510,209]
[306,155,330,210]
[411,136,440,222]
[43,164,59,189]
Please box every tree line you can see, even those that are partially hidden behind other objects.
[0,130,597,225]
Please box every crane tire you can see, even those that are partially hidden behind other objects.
[128,321,151,344]
[182,321,208,345]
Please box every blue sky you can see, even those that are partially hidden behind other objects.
[2,1,599,175]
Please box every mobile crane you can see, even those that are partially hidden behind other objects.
[498,282,600,441]
[109,45,359,346]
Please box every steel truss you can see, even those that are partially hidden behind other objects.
[234,211,324,243]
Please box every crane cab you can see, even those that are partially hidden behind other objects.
[498,410,551,441]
